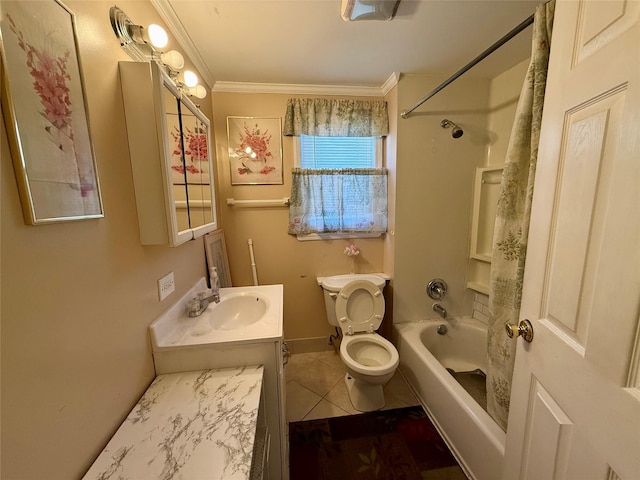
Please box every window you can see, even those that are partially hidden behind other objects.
[284,98,389,239]
[296,135,382,169]
[289,135,387,240]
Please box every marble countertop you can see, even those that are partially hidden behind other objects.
[83,366,264,480]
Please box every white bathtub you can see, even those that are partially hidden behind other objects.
[394,318,505,480]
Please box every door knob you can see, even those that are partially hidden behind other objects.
[505,319,534,343]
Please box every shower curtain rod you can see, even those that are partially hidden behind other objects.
[400,13,534,119]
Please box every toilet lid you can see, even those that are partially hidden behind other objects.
[335,280,385,334]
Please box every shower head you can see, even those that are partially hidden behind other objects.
[441,119,464,139]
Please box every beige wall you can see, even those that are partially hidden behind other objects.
[1,2,213,478]
[392,74,491,323]
[210,92,386,342]
[486,58,530,166]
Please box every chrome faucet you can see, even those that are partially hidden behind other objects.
[432,303,447,319]
[186,289,220,318]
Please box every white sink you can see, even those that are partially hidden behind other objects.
[150,279,283,348]
[208,292,268,330]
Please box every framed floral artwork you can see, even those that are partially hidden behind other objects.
[0,0,103,224]
[227,116,283,185]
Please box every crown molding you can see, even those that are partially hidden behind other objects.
[212,75,399,97]
[150,0,215,88]
[212,81,384,96]
[381,72,400,96]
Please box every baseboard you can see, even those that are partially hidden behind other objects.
[285,336,334,354]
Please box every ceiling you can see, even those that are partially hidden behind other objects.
[153,0,540,90]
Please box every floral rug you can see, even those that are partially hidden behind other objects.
[289,406,467,480]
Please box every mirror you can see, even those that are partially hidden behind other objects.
[119,61,217,246]
[178,99,213,232]
[161,83,190,235]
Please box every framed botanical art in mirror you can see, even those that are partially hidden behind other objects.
[204,229,232,288]
[0,0,104,224]
[227,116,283,185]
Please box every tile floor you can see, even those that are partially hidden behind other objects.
[285,350,421,422]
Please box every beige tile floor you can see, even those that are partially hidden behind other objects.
[285,350,421,422]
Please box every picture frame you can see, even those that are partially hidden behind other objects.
[204,229,232,288]
[227,116,283,185]
[0,0,103,224]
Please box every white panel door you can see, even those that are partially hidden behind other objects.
[503,1,640,479]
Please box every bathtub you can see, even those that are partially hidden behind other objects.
[394,318,505,480]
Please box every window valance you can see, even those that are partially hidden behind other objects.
[283,98,389,137]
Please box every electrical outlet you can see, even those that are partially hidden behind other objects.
[158,272,175,301]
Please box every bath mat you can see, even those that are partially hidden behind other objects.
[289,405,467,480]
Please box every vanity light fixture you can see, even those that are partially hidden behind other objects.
[109,5,207,98]
[110,6,163,59]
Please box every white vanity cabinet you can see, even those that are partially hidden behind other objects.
[150,281,288,480]
[119,62,217,246]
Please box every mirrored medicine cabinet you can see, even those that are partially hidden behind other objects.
[119,61,217,246]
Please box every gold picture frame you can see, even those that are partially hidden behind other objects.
[0,0,103,224]
[204,229,232,288]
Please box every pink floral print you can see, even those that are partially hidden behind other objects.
[6,13,94,196]
[171,126,208,175]
[234,122,274,174]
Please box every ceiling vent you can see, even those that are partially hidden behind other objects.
[341,0,401,21]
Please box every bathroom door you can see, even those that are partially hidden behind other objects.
[503,1,640,479]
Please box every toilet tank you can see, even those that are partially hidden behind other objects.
[317,274,387,327]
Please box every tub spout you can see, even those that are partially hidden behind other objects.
[433,303,447,319]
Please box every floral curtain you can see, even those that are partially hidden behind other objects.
[283,98,389,137]
[288,168,388,235]
[487,0,555,431]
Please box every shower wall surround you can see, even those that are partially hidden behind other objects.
[393,73,490,323]
[392,60,529,325]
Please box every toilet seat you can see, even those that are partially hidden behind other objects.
[336,280,385,335]
[340,333,399,377]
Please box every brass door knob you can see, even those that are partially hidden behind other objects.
[505,319,534,343]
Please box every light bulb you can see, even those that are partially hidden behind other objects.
[159,50,184,70]
[190,84,207,99]
[147,24,168,48]
[251,152,257,159]
[183,70,198,88]
[245,147,252,154]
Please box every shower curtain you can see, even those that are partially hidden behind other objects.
[487,0,555,431]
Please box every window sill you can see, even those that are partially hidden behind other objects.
[296,232,384,242]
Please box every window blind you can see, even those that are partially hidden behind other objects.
[300,135,375,169]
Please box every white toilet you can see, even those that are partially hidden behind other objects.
[318,274,399,412]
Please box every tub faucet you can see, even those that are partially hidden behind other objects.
[433,303,447,319]
[186,290,220,318]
